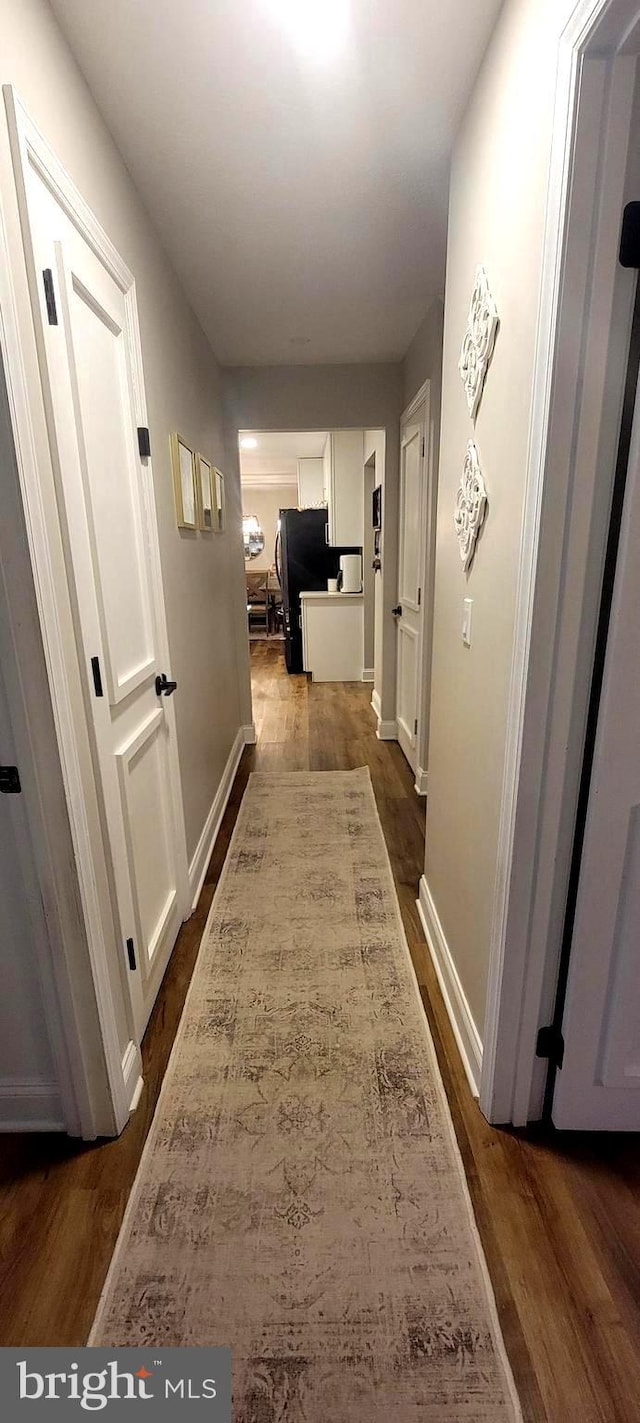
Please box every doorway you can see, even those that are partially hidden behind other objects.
[238,428,382,688]
[363,454,376,683]
[480,12,640,1130]
[550,182,640,1130]
[394,384,432,786]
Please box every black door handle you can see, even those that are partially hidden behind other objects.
[155,672,177,697]
[391,604,402,618]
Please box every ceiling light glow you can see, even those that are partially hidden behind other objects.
[266,0,349,62]
[240,436,258,450]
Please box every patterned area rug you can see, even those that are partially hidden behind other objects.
[91,769,520,1421]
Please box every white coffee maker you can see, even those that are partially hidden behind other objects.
[338,553,362,593]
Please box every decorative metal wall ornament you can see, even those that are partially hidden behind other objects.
[455,441,487,571]
[458,265,499,419]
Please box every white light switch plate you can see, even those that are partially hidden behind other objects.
[462,597,473,647]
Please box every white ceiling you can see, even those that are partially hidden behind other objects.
[50,0,503,366]
[240,429,328,481]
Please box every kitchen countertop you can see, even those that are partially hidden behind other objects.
[300,590,364,600]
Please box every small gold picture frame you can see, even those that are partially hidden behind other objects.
[195,453,214,531]
[213,467,225,533]
[171,432,197,529]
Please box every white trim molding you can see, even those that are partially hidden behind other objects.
[240,472,298,490]
[399,380,435,792]
[242,722,257,745]
[414,766,428,796]
[417,876,483,1097]
[455,440,487,571]
[188,727,246,910]
[361,667,375,683]
[458,265,499,420]
[121,1038,143,1118]
[372,689,398,740]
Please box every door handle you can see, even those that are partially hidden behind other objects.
[155,672,177,697]
[392,605,402,618]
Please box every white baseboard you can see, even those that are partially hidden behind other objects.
[371,689,397,740]
[122,1038,144,1123]
[361,668,374,683]
[414,766,428,795]
[0,1079,64,1131]
[188,727,246,911]
[417,875,483,1098]
[129,1073,144,1115]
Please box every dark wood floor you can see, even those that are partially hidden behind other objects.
[2,640,640,1420]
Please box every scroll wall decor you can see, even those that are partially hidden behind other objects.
[455,440,487,571]
[458,265,499,419]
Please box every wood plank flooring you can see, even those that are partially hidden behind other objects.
[2,639,640,1421]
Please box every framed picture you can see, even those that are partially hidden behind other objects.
[170,432,197,529]
[213,467,225,533]
[195,453,214,531]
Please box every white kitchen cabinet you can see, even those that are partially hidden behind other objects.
[297,457,325,507]
[324,431,364,546]
[301,591,364,682]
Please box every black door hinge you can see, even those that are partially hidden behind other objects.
[137,426,151,458]
[421,437,425,457]
[126,937,136,971]
[620,202,640,268]
[417,586,422,607]
[414,718,418,735]
[42,268,58,325]
[0,765,21,794]
[536,1023,565,1070]
[91,655,104,698]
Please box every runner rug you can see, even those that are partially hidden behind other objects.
[91,768,521,1421]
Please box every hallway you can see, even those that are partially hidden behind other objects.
[1,643,640,1419]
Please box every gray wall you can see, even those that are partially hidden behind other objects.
[0,362,60,1125]
[422,0,561,1036]
[403,298,445,412]
[225,364,403,721]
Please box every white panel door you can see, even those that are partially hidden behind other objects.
[553,358,640,1130]
[24,172,187,1041]
[395,419,425,771]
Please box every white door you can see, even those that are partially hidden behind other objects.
[395,414,425,771]
[21,163,187,1041]
[552,354,640,1130]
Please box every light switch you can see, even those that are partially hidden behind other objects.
[462,597,473,647]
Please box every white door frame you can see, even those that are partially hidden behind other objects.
[399,381,434,795]
[0,89,190,1135]
[480,0,640,1124]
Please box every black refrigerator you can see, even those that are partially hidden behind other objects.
[275,509,361,673]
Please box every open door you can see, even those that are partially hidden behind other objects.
[552,275,640,1130]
